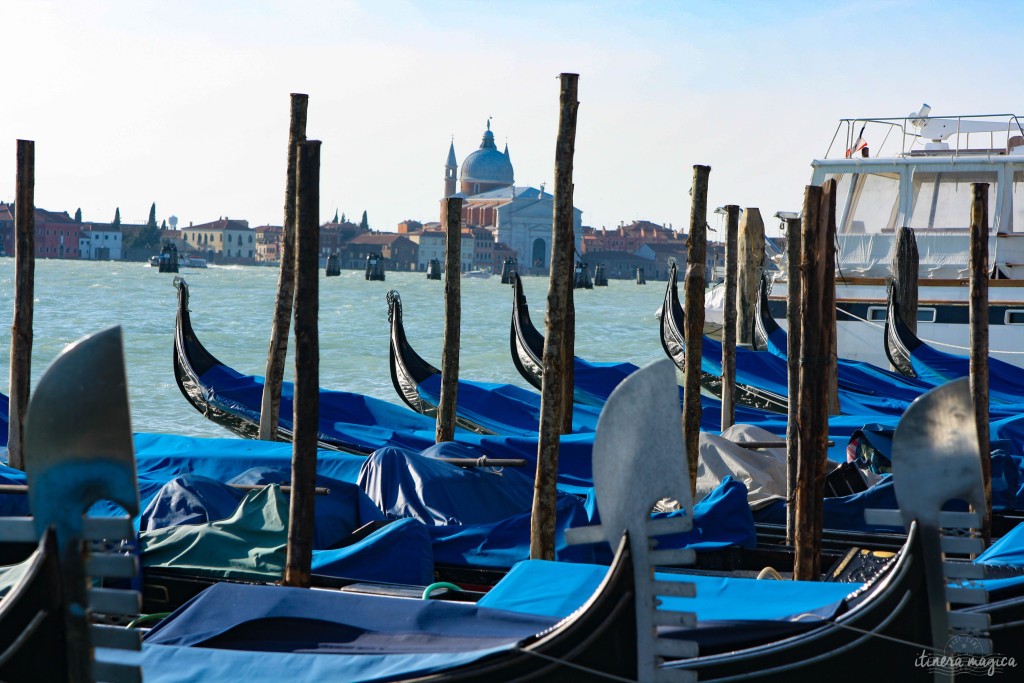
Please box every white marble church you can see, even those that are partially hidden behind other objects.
[443,121,582,274]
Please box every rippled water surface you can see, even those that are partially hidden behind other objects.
[0,260,673,438]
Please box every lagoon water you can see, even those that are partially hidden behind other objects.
[0,259,672,439]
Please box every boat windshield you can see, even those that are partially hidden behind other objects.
[1010,171,1024,232]
[908,171,996,231]
[828,172,900,234]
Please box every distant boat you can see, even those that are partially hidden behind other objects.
[152,254,206,268]
[463,268,492,279]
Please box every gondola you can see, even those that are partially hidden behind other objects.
[0,327,143,681]
[509,271,652,406]
[388,289,601,435]
[885,287,1024,404]
[173,277,601,488]
[661,261,789,412]
[662,263,1022,418]
[0,529,68,681]
[754,275,940,400]
[133,362,985,681]
[174,276,468,453]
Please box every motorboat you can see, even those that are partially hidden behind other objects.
[764,106,1024,370]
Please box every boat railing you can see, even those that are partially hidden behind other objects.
[824,112,1024,161]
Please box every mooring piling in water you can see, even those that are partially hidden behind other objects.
[260,92,308,443]
[9,139,35,471]
[736,207,765,347]
[720,205,740,432]
[783,213,802,545]
[284,138,321,589]
[891,226,919,338]
[531,72,579,561]
[683,165,710,502]
[970,182,992,544]
[793,179,837,581]
[436,197,463,444]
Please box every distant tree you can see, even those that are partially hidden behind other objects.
[359,210,368,230]
[74,208,82,223]
[112,207,121,227]
[341,212,346,224]
[147,202,157,229]
[332,209,339,223]
[161,219,167,230]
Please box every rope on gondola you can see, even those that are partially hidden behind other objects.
[515,647,641,682]
[791,611,947,656]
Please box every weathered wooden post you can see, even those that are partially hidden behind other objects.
[283,139,321,588]
[783,215,802,545]
[8,140,35,471]
[683,166,711,501]
[892,226,919,337]
[436,197,463,443]
[260,93,308,441]
[530,72,579,561]
[720,205,740,431]
[736,207,765,346]
[969,183,992,544]
[793,180,837,581]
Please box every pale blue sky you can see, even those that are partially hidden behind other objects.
[2,0,1020,235]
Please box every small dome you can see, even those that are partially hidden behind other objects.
[460,122,514,189]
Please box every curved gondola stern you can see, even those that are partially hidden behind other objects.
[753,273,784,353]
[659,261,686,371]
[386,289,442,416]
[172,277,264,440]
[509,272,545,392]
[884,286,919,378]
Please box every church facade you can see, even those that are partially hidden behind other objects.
[443,121,582,274]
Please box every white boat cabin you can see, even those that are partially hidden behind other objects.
[812,106,1024,280]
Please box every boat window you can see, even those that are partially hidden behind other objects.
[1006,310,1024,325]
[908,171,996,231]
[866,306,935,323]
[832,172,899,233]
[1010,171,1024,232]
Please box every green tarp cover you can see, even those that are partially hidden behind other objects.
[141,485,287,581]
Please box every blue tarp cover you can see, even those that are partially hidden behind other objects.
[479,559,851,622]
[141,582,556,680]
[417,374,601,435]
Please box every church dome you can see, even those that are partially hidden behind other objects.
[460,122,514,191]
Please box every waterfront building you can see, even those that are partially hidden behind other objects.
[0,203,82,259]
[79,223,122,260]
[408,226,446,272]
[444,122,583,275]
[581,220,681,254]
[342,233,418,271]
[181,218,255,263]
[254,225,283,265]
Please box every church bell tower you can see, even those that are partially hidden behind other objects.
[444,140,457,198]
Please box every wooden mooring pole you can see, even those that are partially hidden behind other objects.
[892,226,919,338]
[260,93,308,441]
[736,207,765,346]
[793,180,837,581]
[283,139,321,588]
[8,140,35,471]
[530,72,579,561]
[436,197,463,443]
[969,183,992,544]
[784,215,801,545]
[720,205,740,431]
[683,165,711,501]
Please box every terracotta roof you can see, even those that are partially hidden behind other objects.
[185,218,252,232]
[348,233,412,246]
